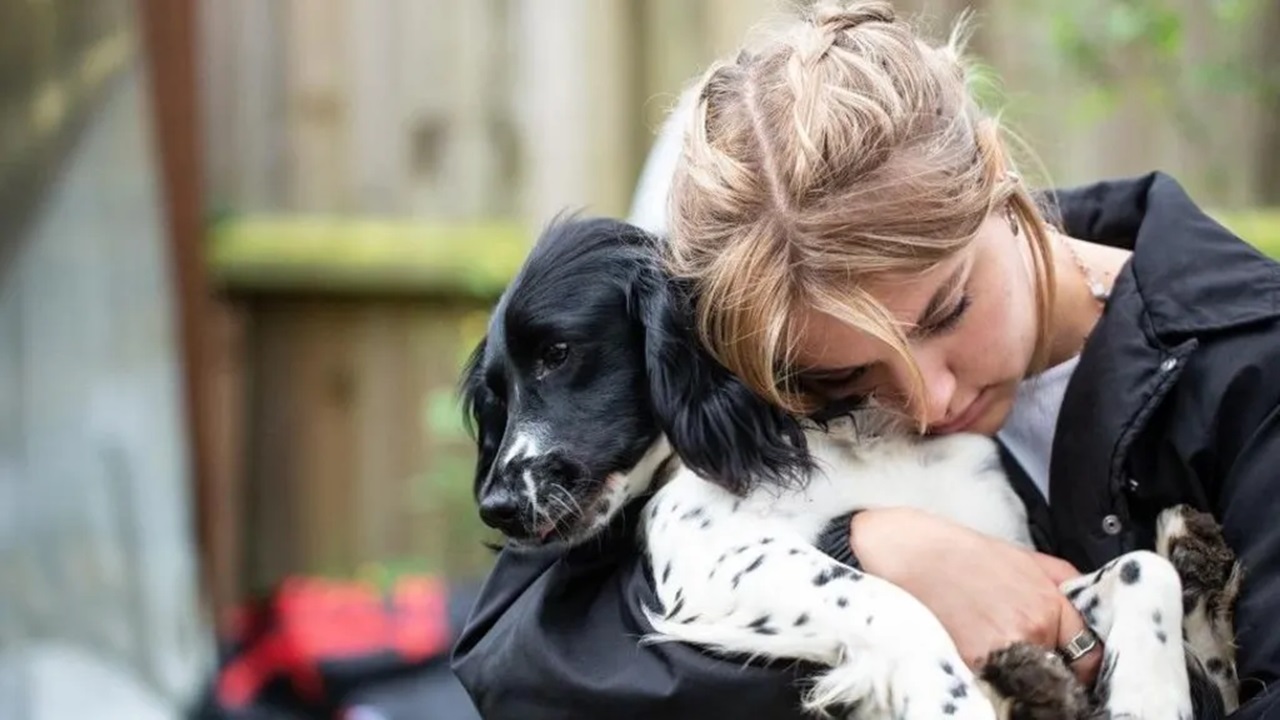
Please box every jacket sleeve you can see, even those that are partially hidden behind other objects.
[450,500,824,719]
[1214,402,1280,719]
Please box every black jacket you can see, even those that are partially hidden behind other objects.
[451,173,1280,719]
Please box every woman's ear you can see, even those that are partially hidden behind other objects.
[635,271,812,495]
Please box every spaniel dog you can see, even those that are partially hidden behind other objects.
[460,217,1241,720]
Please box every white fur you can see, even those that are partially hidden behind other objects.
[632,416,1198,719]
[501,426,545,465]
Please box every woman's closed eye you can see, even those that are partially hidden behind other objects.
[918,292,972,337]
[801,365,869,397]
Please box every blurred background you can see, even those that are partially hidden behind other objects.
[1,0,1278,718]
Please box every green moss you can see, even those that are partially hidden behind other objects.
[206,211,1280,300]
[207,215,531,299]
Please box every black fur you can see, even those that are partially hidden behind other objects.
[459,216,811,543]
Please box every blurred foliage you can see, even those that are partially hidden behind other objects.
[1044,0,1277,127]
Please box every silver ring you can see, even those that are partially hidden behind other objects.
[1057,628,1100,664]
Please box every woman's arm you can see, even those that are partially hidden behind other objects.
[449,504,816,719]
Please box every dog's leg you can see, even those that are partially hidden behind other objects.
[1157,504,1243,716]
[643,530,997,720]
[1060,550,1192,720]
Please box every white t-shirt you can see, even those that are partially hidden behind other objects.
[996,355,1081,502]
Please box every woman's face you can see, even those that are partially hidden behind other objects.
[792,212,1039,436]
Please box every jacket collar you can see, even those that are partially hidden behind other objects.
[1042,172,1280,570]
[1051,171,1280,339]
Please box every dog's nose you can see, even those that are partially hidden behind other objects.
[478,488,525,536]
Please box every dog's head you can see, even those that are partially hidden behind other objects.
[460,217,812,548]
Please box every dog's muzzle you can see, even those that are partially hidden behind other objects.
[478,452,592,541]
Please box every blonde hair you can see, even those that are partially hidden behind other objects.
[665,0,1056,424]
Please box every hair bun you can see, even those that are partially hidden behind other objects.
[811,0,895,34]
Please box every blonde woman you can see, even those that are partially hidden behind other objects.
[453,3,1280,718]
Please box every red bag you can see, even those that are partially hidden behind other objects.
[192,574,478,720]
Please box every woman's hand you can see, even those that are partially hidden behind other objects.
[849,507,1103,685]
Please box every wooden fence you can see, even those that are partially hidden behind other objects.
[198,0,1280,603]
[0,0,134,266]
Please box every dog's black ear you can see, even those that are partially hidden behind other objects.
[458,337,506,496]
[634,270,812,495]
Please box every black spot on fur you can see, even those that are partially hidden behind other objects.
[760,537,774,544]
[1153,609,1163,625]
[1156,629,1168,644]
[732,500,741,512]
[813,565,856,586]
[667,596,685,618]
[700,518,712,529]
[1188,654,1227,719]
[680,507,705,521]
[794,613,809,626]
[1082,595,1101,626]
[680,614,700,625]
[748,615,776,635]
[836,596,848,608]
[661,561,671,584]
[1120,559,1141,584]
[942,702,957,715]
[744,554,765,574]
[788,548,801,555]
[1206,657,1226,674]
[941,660,955,676]
[1066,586,1086,602]
[950,682,967,699]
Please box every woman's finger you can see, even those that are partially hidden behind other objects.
[1056,598,1103,687]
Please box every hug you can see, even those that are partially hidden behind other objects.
[451,2,1280,718]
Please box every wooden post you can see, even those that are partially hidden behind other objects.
[136,0,225,625]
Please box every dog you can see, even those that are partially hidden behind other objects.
[460,217,1243,719]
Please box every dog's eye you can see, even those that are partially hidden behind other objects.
[535,342,570,379]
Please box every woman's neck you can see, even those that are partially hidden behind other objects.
[1044,233,1132,368]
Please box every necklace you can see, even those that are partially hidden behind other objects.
[1006,200,1110,303]
[1056,233,1110,303]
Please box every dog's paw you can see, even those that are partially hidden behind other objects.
[806,652,997,720]
[1101,653,1195,720]
[1156,504,1242,713]
[978,643,1094,720]
[1156,504,1242,615]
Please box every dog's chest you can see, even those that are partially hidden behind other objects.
[739,432,1035,548]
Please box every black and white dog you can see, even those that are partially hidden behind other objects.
[460,217,1242,720]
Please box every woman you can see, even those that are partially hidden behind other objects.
[452,2,1280,718]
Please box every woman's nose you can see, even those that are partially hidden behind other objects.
[916,355,957,428]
